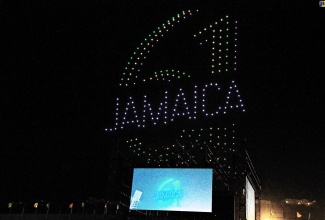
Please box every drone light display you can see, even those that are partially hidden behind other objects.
[106,81,244,131]
[106,10,243,132]
[106,9,253,215]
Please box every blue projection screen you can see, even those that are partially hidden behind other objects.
[129,168,213,212]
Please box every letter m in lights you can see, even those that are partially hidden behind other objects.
[142,93,168,126]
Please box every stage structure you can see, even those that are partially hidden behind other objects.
[106,8,261,220]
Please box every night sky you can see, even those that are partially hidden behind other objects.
[1,0,325,205]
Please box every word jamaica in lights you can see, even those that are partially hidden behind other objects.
[106,10,245,132]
